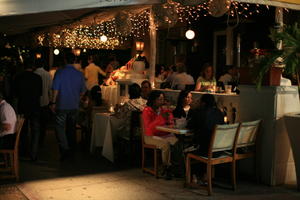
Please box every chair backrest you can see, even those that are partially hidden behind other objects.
[130,110,141,139]
[139,114,146,145]
[210,123,240,153]
[14,115,25,151]
[237,119,261,148]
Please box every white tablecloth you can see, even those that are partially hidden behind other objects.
[101,85,118,106]
[90,112,121,162]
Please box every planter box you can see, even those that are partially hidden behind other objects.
[239,67,282,86]
[284,113,300,191]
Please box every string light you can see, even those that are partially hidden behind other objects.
[34,1,286,49]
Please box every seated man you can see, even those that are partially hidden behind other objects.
[0,92,17,149]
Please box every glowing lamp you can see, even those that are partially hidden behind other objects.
[73,49,81,56]
[136,41,144,52]
[54,49,60,55]
[100,35,108,42]
[185,29,195,40]
[35,53,42,59]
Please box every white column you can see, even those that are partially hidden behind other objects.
[237,33,241,68]
[226,26,233,65]
[275,7,283,50]
[149,7,157,88]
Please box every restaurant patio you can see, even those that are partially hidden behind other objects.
[0,0,300,199]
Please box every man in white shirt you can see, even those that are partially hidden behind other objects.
[84,55,106,90]
[219,65,238,85]
[34,60,52,146]
[171,63,195,90]
[0,92,17,149]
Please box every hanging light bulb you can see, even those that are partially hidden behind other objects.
[54,49,60,55]
[100,35,108,42]
[83,49,87,53]
[185,29,195,40]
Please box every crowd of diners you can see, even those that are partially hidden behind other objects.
[156,62,239,92]
[0,52,236,183]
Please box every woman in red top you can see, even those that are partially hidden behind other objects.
[142,90,178,171]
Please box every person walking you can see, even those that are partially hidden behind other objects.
[50,53,86,160]
[34,59,52,147]
[15,59,42,161]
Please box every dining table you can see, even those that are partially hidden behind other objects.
[156,125,192,136]
[90,112,122,162]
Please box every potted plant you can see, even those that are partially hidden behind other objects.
[254,23,300,88]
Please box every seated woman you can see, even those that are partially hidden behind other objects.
[187,94,224,155]
[173,90,192,119]
[142,90,178,178]
[195,63,217,92]
[114,83,147,137]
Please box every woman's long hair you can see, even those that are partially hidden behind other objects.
[173,90,191,118]
[200,62,214,80]
[129,83,141,99]
[146,90,164,107]
[175,90,190,111]
[200,94,217,108]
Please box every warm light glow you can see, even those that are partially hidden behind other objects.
[35,53,42,59]
[54,49,60,55]
[136,41,144,51]
[73,49,81,56]
[185,29,195,40]
[35,2,267,49]
[83,49,87,53]
[224,116,228,123]
[100,35,108,42]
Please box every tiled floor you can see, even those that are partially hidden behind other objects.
[0,130,299,200]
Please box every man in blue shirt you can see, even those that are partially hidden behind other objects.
[50,53,86,160]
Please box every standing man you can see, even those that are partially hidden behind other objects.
[0,92,17,149]
[34,59,52,147]
[84,55,106,91]
[50,53,86,160]
[15,59,42,161]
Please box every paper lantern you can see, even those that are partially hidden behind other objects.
[152,3,178,28]
[209,0,231,17]
[115,11,132,36]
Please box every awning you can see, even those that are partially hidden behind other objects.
[0,0,164,17]
[236,0,300,10]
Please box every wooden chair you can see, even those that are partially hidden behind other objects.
[185,123,240,195]
[235,119,261,180]
[0,115,25,181]
[140,115,161,178]
[118,111,141,164]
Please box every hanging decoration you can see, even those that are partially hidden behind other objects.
[208,0,231,17]
[34,2,277,49]
[172,0,208,6]
[152,3,178,28]
[115,11,132,36]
